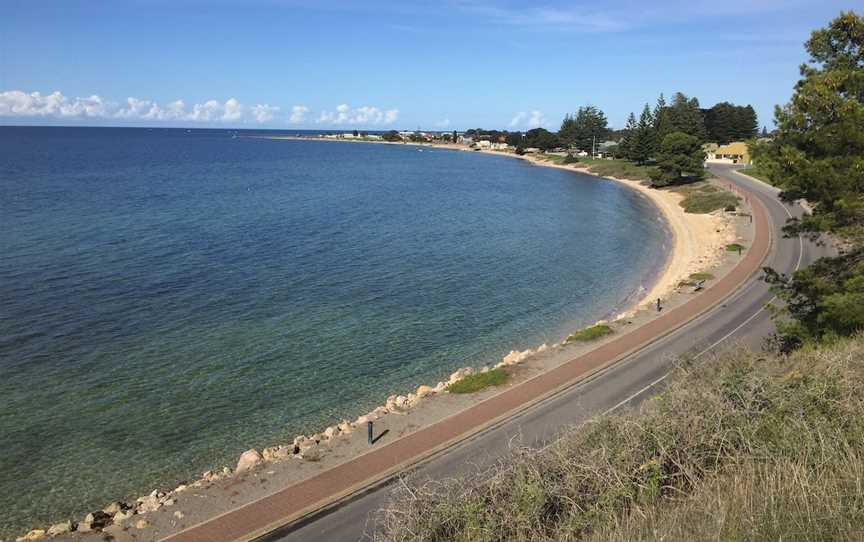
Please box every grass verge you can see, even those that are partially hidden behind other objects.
[373,335,864,542]
[671,182,741,213]
[448,369,509,394]
[581,158,655,181]
[565,324,613,343]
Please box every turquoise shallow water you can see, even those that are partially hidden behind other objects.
[0,127,669,535]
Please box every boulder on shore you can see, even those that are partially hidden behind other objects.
[263,445,292,461]
[416,384,435,398]
[16,528,46,541]
[77,510,111,533]
[236,449,263,473]
[137,495,161,513]
[46,521,73,536]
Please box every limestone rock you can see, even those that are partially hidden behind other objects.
[173,511,185,519]
[137,495,161,514]
[16,528,46,541]
[416,384,435,398]
[78,510,111,532]
[163,498,176,507]
[434,381,447,393]
[174,484,188,493]
[323,426,339,439]
[293,435,308,447]
[134,519,149,530]
[103,502,123,515]
[46,521,72,536]
[337,420,353,434]
[263,445,292,461]
[235,449,262,474]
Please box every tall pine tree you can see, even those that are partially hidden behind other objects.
[631,104,655,164]
[620,112,638,160]
[653,93,674,153]
[668,92,707,142]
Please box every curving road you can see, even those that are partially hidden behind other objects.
[258,164,830,542]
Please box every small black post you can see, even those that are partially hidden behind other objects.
[367,420,374,445]
[656,298,662,312]
[738,246,742,256]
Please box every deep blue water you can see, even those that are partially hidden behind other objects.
[0,127,668,535]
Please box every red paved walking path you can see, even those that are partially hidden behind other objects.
[164,186,770,542]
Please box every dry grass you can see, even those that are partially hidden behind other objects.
[372,336,864,541]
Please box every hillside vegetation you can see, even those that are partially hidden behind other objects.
[373,335,864,541]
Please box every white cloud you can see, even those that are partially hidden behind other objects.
[317,103,399,125]
[251,104,280,123]
[434,118,450,128]
[0,89,281,125]
[528,110,545,128]
[509,110,545,129]
[288,105,309,123]
[509,111,527,127]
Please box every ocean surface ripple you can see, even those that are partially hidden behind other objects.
[0,127,668,535]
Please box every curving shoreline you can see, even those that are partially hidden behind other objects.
[14,140,740,542]
[492,150,735,318]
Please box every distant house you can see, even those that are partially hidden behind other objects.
[705,141,751,164]
[475,140,492,149]
[523,147,540,154]
[490,142,511,151]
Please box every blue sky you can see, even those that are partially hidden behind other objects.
[0,1,857,130]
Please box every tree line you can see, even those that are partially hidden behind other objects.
[752,11,864,351]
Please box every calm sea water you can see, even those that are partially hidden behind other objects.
[0,127,668,535]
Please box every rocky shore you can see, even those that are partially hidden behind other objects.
[10,345,555,542]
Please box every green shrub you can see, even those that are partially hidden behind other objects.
[566,324,613,343]
[727,243,745,252]
[673,182,741,214]
[448,369,509,394]
[689,272,715,280]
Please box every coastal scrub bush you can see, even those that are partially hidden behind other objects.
[673,182,740,214]
[689,272,715,280]
[565,324,613,343]
[582,159,653,181]
[562,153,580,164]
[448,369,509,394]
[373,335,864,542]
[726,243,745,252]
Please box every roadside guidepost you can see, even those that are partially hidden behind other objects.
[656,298,662,312]
[367,420,374,445]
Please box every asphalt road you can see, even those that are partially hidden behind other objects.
[266,164,831,542]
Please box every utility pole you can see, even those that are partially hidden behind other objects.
[592,135,596,158]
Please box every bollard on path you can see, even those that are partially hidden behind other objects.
[367,420,374,445]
